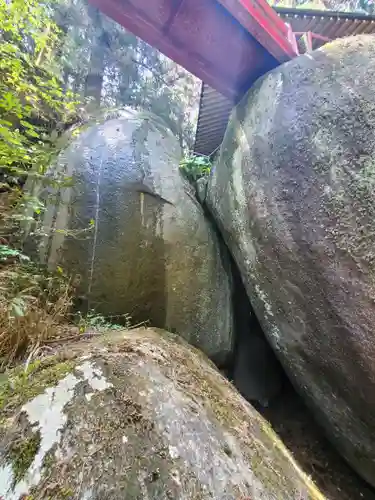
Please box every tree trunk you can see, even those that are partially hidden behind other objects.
[84,5,105,105]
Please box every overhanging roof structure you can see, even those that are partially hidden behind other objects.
[279,7,375,49]
[89,0,297,101]
[194,8,375,156]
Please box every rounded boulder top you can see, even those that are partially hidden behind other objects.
[0,328,323,500]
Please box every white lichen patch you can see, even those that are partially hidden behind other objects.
[0,373,79,500]
[168,445,180,459]
[270,325,281,344]
[76,360,113,394]
[232,126,248,209]
[254,283,274,318]
[80,355,92,361]
[0,464,14,496]
[80,487,94,499]
[0,361,113,499]
[170,468,181,486]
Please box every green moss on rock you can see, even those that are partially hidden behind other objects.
[0,357,76,419]
[7,431,41,484]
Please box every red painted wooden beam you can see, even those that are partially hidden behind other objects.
[216,0,297,62]
[88,0,298,100]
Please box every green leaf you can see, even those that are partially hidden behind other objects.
[20,120,35,129]
[10,297,26,318]
[24,128,40,138]
[0,245,29,262]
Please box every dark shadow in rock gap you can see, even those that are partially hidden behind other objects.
[259,377,375,500]
[229,258,375,500]
[228,258,286,408]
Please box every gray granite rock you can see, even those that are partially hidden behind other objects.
[29,108,233,365]
[207,35,375,486]
[0,328,321,499]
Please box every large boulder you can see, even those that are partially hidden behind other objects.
[206,35,375,485]
[28,109,233,365]
[0,328,322,499]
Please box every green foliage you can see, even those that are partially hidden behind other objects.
[0,256,74,366]
[0,0,195,366]
[0,244,30,263]
[0,0,80,232]
[76,310,132,332]
[53,0,199,150]
[0,257,71,317]
[7,431,41,484]
[179,155,212,183]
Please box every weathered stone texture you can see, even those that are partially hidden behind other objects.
[30,109,233,364]
[0,328,322,499]
[207,35,375,485]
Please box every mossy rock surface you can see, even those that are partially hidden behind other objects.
[207,35,375,486]
[25,107,233,365]
[0,328,323,499]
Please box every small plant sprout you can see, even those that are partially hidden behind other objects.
[179,154,212,183]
